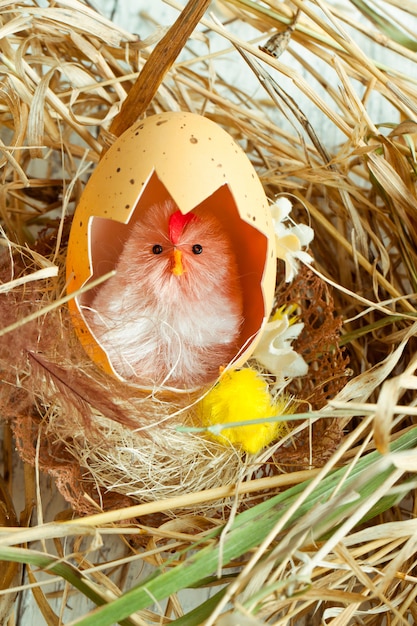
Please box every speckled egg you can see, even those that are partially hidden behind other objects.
[66,111,276,386]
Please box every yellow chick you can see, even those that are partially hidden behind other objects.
[196,367,290,455]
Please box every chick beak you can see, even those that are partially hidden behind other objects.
[171,248,184,276]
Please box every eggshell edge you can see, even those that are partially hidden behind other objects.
[66,112,277,384]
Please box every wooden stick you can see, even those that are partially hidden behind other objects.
[108,0,212,138]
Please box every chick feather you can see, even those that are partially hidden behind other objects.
[86,199,243,388]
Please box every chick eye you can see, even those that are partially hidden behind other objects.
[152,244,163,254]
[192,244,203,255]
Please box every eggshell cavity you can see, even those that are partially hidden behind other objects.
[66,111,276,384]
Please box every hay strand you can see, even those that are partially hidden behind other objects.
[1,0,417,623]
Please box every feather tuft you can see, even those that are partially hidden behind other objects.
[196,367,291,454]
[27,351,140,430]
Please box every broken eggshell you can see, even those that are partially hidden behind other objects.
[66,111,276,388]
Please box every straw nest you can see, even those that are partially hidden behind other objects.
[2,0,417,624]
[3,233,348,517]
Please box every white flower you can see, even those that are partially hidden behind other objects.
[271,197,314,282]
[253,307,308,383]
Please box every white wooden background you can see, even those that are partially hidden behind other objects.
[4,0,417,624]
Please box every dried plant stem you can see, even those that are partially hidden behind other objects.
[1,1,417,623]
[298,194,417,312]
[0,272,115,338]
[108,0,212,138]
[61,469,317,528]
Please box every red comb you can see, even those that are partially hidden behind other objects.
[168,210,197,244]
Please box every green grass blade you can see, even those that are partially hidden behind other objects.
[0,546,138,626]
[67,428,417,626]
[349,0,417,51]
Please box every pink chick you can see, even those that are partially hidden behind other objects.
[86,199,243,388]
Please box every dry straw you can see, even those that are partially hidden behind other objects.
[1,0,417,624]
